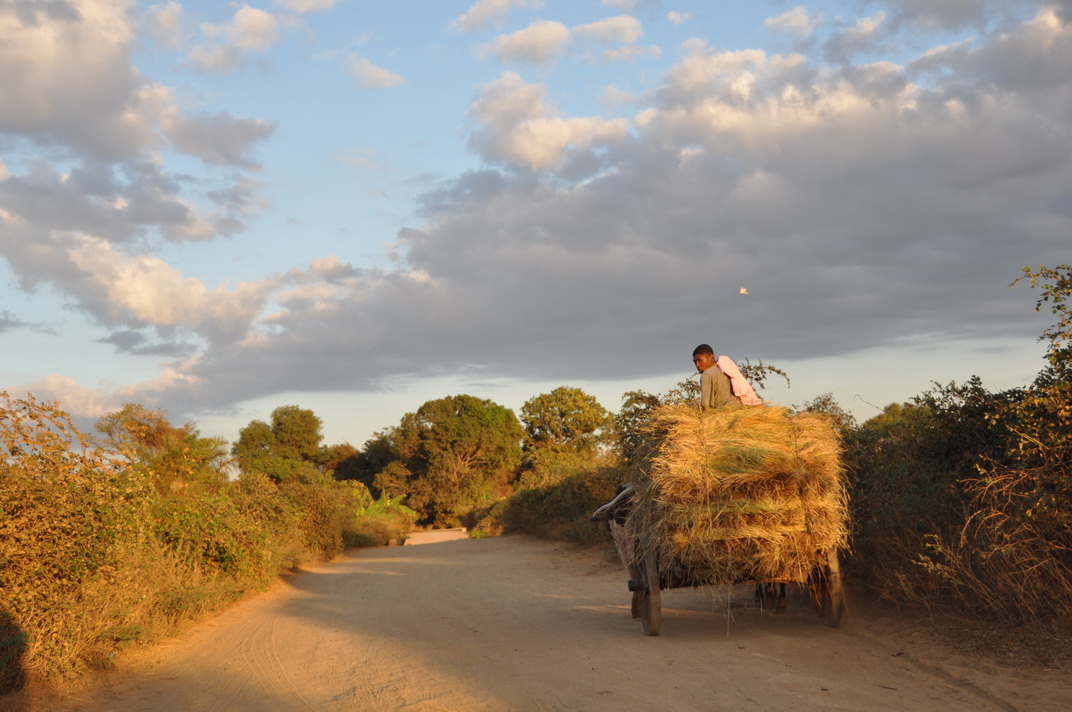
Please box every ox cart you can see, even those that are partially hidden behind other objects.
[592,404,848,636]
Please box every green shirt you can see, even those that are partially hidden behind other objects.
[700,366,735,410]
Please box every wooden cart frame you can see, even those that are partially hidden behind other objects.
[601,494,845,636]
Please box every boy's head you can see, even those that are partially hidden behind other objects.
[692,343,715,372]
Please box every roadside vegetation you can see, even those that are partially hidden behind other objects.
[1,264,1069,693]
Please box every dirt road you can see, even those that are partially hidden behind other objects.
[30,536,1072,711]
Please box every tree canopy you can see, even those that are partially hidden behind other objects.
[232,405,324,483]
[520,386,613,454]
[354,395,523,526]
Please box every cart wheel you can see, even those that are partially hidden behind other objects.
[636,539,661,636]
[808,550,845,628]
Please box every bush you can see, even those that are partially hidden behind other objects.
[348,493,418,546]
[0,394,375,687]
[910,381,1072,624]
[502,464,622,544]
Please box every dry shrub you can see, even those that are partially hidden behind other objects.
[0,393,371,688]
[628,404,849,584]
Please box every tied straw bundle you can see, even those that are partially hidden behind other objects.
[628,403,849,586]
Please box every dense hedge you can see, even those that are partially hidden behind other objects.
[843,376,1072,626]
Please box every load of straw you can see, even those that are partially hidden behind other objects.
[627,403,848,586]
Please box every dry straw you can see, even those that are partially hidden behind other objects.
[628,404,849,585]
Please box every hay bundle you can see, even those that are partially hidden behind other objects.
[628,403,848,585]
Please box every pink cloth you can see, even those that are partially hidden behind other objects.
[715,356,764,406]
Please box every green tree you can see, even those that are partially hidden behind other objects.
[362,395,523,526]
[341,429,400,492]
[232,405,323,483]
[518,387,615,489]
[270,405,323,461]
[520,386,612,454]
[614,390,664,463]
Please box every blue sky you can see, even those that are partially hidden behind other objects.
[1,0,1069,448]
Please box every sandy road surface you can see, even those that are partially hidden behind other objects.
[23,535,1072,712]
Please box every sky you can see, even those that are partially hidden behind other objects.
[1,0,1070,449]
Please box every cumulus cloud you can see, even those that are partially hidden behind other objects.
[163,111,275,168]
[0,158,229,245]
[574,15,643,44]
[6,231,268,339]
[15,374,124,419]
[190,5,281,73]
[144,1,185,48]
[0,0,154,161]
[476,19,572,64]
[347,55,405,88]
[574,15,660,62]
[668,11,692,25]
[477,16,656,64]
[467,72,630,170]
[824,12,888,63]
[449,0,545,32]
[766,6,821,37]
[275,0,343,13]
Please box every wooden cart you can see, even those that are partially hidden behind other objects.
[596,486,845,635]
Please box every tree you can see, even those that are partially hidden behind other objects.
[361,395,524,526]
[95,403,229,493]
[794,393,856,436]
[1013,263,1072,379]
[269,405,323,461]
[232,405,323,483]
[520,387,613,454]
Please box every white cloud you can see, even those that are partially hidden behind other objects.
[668,11,693,26]
[65,234,269,333]
[205,5,280,50]
[824,12,887,62]
[347,55,405,88]
[574,15,643,44]
[449,0,545,32]
[467,72,630,170]
[163,110,275,168]
[0,0,151,161]
[766,6,820,37]
[476,19,572,64]
[275,0,343,13]
[15,374,123,419]
[190,5,281,72]
[144,1,185,47]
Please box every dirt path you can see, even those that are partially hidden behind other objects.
[24,536,1072,711]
